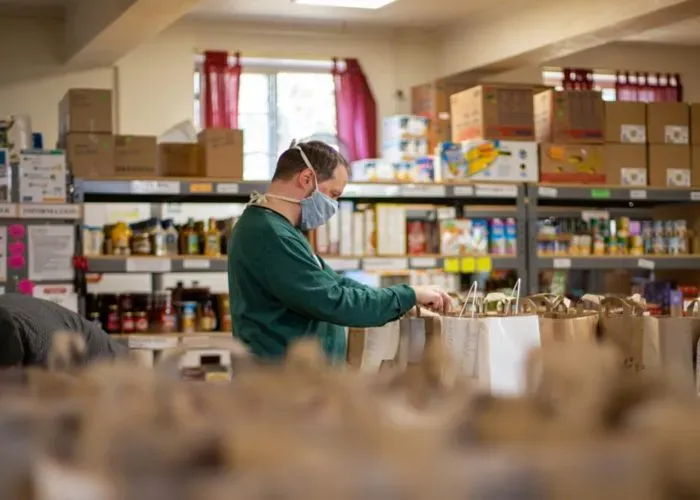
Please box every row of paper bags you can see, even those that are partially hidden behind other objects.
[347,292,700,396]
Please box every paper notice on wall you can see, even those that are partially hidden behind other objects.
[32,284,78,313]
[28,225,74,281]
[0,226,6,282]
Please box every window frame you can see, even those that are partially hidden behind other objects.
[194,56,341,179]
[542,68,617,101]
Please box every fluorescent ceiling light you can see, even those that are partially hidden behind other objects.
[292,0,396,9]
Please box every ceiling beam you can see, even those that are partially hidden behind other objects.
[64,0,205,68]
[440,0,700,79]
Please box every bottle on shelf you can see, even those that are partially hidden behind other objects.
[163,220,179,256]
[204,218,222,257]
[180,218,200,255]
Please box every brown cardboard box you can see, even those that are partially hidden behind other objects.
[159,143,203,177]
[65,133,115,178]
[59,89,113,135]
[534,90,604,143]
[198,128,243,179]
[539,144,605,183]
[450,85,535,142]
[692,146,700,186]
[604,102,647,143]
[603,144,647,186]
[690,104,700,145]
[648,144,691,187]
[114,135,158,177]
[646,102,689,144]
[412,81,472,150]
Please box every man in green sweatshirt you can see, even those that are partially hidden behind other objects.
[227,140,451,363]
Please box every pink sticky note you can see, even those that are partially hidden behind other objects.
[8,241,24,255]
[17,279,34,295]
[8,225,24,239]
[8,255,25,269]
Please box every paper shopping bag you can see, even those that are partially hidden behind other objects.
[536,299,599,348]
[346,321,400,372]
[442,311,540,396]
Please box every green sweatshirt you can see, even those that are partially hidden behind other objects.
[227,205,416,363]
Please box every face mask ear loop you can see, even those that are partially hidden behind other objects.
[294,145,319,190]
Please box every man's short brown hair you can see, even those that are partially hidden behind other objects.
[272,141,349,182]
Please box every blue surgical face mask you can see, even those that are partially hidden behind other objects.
[295,145,338,231]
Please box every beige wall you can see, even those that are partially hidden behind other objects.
[1,16,700,149]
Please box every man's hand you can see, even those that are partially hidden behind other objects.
[411,286,452,315]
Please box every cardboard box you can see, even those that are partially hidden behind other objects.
[438,140,538,182]
[690,104,700,145]
[534,90,604,143]
[646,102,689,144]
[115,135,158,177]
[159,143,202,177]
[65,133,115,178]
[198,128,243,179]
[692,146,700,186]
[412,81,472,151]
[648,144,691,187]
[603,144,647,186]
[59,89,113,135]
[604,102,647,143]
[450,85,535,142]
[539,144,605,183]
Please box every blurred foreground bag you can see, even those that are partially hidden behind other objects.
[599,297,700,393]
[441,300,540,396]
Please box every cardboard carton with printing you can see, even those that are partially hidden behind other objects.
[539,144,605,183]
[604,144,647,186]
[59,89,113,136]
[646,102,689,144]
[648,144,691,187]
[534,90,604,144]
[437,140,538,182]
[604,102,647,144]
[64,133,115,178]
[450,85,535,142]
[115,135,158,177]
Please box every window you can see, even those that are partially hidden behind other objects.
[194,57,339,180]
[542,69,617,101]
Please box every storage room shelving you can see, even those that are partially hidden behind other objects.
[72,177,529,304]
[70,176,700,306]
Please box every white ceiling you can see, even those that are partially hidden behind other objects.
[624,17,700,46]
[190,0,500,27]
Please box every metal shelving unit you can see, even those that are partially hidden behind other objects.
[73,178,530,299]
[527,183,700,295]
[72,177,700,301]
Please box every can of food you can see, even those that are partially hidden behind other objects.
[181,301,197,334]
[652,221,664,237]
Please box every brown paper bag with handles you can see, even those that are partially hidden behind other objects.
[599,297,700,393]
[535,297,599,348]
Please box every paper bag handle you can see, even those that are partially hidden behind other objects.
[458,282,479,318]
[686,299,700,316]
[519,298,539,314]
[601,296,642,316]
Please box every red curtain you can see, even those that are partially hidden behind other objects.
[333,58,377,162]
[202,51,242,129]
[615,71,683,102]
[561,68,594,90]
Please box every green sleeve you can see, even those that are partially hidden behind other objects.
[318,256,370,289]
[262,236,416,327]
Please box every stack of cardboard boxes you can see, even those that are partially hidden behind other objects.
[442,84,539,182]
[351,115,434,182]
[59,88,244,180]
[646,102,691,187]
[535,90,605,183]
[602,102,648,186]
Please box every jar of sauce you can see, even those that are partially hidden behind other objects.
[106,305,121,334]
[134,312,149,333]
[121,312,135,334]
[153,291,177,333]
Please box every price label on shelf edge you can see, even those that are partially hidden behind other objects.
[553,258,572,269]
[130,180,180,195]
[0,203,17,218]
[452,185,475,197]
[19,204,81,219]
[182,259,211,270]
[637,258,655,270]
[410,257,438,269]
[362,257,408,271]
[691,192,700,201]
[630,190,647,200]
[216,183,240,194]
[538,187,558,198]
[125,258,172,273]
